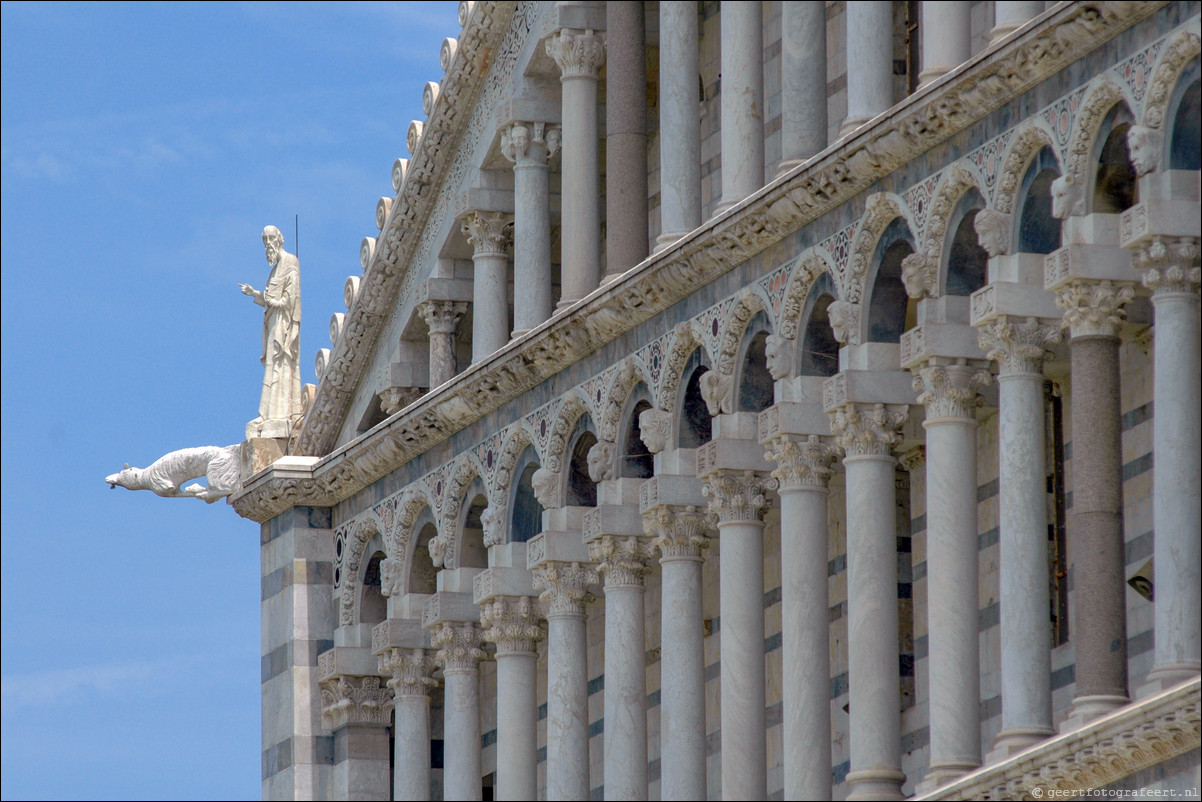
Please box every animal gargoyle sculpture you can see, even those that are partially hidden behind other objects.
[105,444,242,503]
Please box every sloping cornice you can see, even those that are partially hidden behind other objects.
[235,1,1167,522]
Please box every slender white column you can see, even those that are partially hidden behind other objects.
[645,505,712,801]
[918,1,971,87]
[480,596,543,801]
[830,403,909,800]
[462,211,513,363]
[501,122,560,337]
[1136,243,1202,687]
[715,0,764,215]
[605,0,648,279]
[842,1,893,136]
[657,1,701,251]
[547,29,605,307]
[779,1,828,175]
[418,300,467,388]
[913,363,992,785]
[764,433,840,800]
[977,317,1060,756]
[589,536,656,801]
[703,470,774,800]
[991,1,1044,43]
[380,648,437,801]
[533,562,597,801]
[434,622,485,801]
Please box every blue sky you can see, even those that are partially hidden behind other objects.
[1,2,457,797]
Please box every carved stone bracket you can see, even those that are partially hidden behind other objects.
[320,674,393,730]
[902,253,938,300]
[638,408,672,454]
[500,121,562,165]
[479,595,544,655]
[974,208,1012,257]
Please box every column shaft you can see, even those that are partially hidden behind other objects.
[604,582,648,800]
[495,651,538,800]
[717,0,764,214]
[779,1,828,174]
[605,1,648,277]
[443,669,482,801]
[992,1,1044,43]
[510,131,554,336]
[843,453,904,800]
[420,301,466,389]
[472,251,509,362]
[1069,335,1129,713]
[660,554,706,801]
[394,695,432,801]
[546,611,591,800]
[657,1,701,250]
[842,1,892,136]
[780,486,832,799]
[919,1,971,87]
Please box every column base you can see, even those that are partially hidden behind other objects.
[1136,664,1202,700]
[917,65,954,88]
[1059,694,1131,733]
[986,727,1054,762]
[846,768,906,800]
[915,761,980,794]
[838,116,871,139]
[776,159,805,179]
[990,22,1025,45]
[555,297,579,312]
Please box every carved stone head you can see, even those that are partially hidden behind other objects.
[1127,125,1162,176]
[827,300,858,344]
[900,253,934,300]
[1050,174,1084,219]
[587,440,614,483]
[638,408,672,454]
[380,557,403,597]
[764,334,791,381]
[973,208,1012,258]
[698,370,732,416]
[481,505,505,546]
[105,463,137,490]
[530,467,558,509]
[263,225,284,265]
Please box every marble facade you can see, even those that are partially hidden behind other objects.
[225,2,1201,800]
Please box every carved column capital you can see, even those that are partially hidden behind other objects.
[479,595,544,655]
[546,28,606,80]
[1133,236,1201,296]
[532,561,599,617]
[380,386,422,416]
[418,300,468,336]
[642,504,715,560]
[587,535,657,588]
[432,621,487,673]
[1055,279,1136,338]
[320,674,393,730]
[461,211,513,257]
[828,403,909,458]
[898,445,926,473]
[702,470,777,523]
[911,361,993,420]
[638,408,672,454]
[976,315,1062,377]
[378,647,438,698]
[763,433,842,491]
[500,121,562,165]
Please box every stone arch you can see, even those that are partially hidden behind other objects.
[1059,78,1130,214]
[796,271,841,378]
[845,193,906,308]
[942,188,990,297]
[779,248,839,341]
[436,453,488,569]
[996,122,1058,215]
[388,486,439,590]
[1142,31,1201,132]
[599,360,653,445]
[734,311,775,413]
[453,476,490,570]
[715,287,771,378]
[901,165,987,300]
[657,321,705,411]
[337,513,384,628]
[407,509,440,597]
[538,393,592,508]
[862,217,918,344]
[357,539,388,628]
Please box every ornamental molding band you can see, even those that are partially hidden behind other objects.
[531,561,599,617]
[1055,280,1137,338]
[763,433,842,491]
[976,316,1064,376]
[919,678,1201,801]
[320,675,393,731]
[232,1,1168,523]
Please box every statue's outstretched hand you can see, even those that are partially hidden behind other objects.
[239,283,257,296]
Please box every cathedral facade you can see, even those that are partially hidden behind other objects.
[231,2,1201,799]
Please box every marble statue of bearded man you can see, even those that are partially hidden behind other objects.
[241,225,302,426]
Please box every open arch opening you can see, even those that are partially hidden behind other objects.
[867,218,917,343]
[1017,147,1062,254]
[1092,105,1138,214]
[511,448,544,542]
[567,429,599,505]
[409,521,438,594]
[798,273,840,378]
[737,313,774,413]
[678,352,713,448]
[359,551,387,626]
[621,396,654,478]
[459,490,489,569]
[1169,64,1200,170]
[945,190,989,297]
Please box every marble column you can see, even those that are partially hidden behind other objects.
[418,300,467,389]
[1057,280,1135,722]
[991,1,1044,44]
[703,470,775,800]
[606,1,648,278]
[380,648,437,801]
[976,316,1061,755]
[715,0,764,215]
[912,362,992,785]
[547,29,605,307]
[433,622,486,801]
[841,1,892,137]
[829,403,910,800]
[656,0,701,251]
[321,673,393,801]
[918,1,971,87]
[588,535,656,801]
[501,122,560,337]
[480,596,543,801]
[1134,239,1202,688]
[778,1,828,175]
[644,505,712,801]
[462,211,513,363]
[763,433,840,800]
[532,562,598,801]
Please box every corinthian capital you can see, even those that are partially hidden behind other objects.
[702,470,777,523]
[1055,279,1136,338]
[419,300,468,336]
[587,535,656,588]
[1133,236,1201,296]
[976,316,1061,377]
[532,561,599,617]
[828,403,909,458]
[378,647,438,698]
[432,622,486,673]
[911,361,993,420]
[763,433,841,491]
[642,504,715,560]
[479,595,544,655]
[546,28,606,79]
[461,211,513,257]
[500,121,562,164]
[320,674,393,730]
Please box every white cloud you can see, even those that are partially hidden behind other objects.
[0,654,201,709]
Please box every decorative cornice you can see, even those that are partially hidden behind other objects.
[479,595,544,655]
[763,433,841,491]
[702,471,777,524]
[235,1,1165,522]
[532,561,598,617]
[320,674,393,730]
